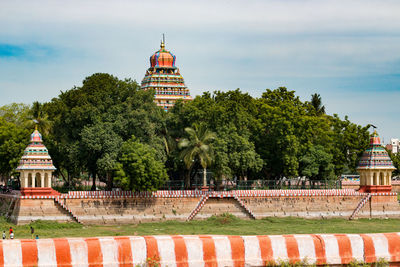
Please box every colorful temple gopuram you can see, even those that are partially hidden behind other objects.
[357,130,396,193]
[16,127,58,196]
[141,40,192,111]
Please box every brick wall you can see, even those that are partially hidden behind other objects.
[2,190,399,225]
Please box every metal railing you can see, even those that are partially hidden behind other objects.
[159,179,342,191]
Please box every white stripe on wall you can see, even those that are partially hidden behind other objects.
[99,237,119,267]
[37,239,57,267]
[183,235,205,267]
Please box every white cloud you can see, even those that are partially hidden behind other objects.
[0,0,399,138]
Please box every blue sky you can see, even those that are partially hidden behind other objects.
[0,0,399,141]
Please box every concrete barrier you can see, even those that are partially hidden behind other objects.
[0,233,399,266]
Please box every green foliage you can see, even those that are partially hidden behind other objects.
[178,125,216,187]
[329,114,371,174]
[212,125,263,180]
[0,73,372,186]
[26,101,52,134]
[206,213,239,225]
[115,137,168,191]
[387,150,400,176]
[300,145,335,180]
[309,93,325,115]
[0,117,30,177]
[45,73,166,189]
[0,103,31,126]
[255,87,309,178]
[2,215,400,239]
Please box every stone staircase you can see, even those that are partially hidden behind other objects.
[187,195,209,221]
[187,193,256,221]
[54,197,81,224]
[6,197,17,220]
[349,193,371,220]
[233,195,256,219]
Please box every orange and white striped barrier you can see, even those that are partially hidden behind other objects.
[0,233,399,266]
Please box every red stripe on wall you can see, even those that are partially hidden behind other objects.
[53,238,72,267]
[199,235,217,267]
[21,240,38,267]
[172,236,189,267]
[383,233,400,263]
[227,236,245,267]
[311,234,327,265]
[145,236,160,266]
[256,236,273,265]
[284,235,300,264]
[85,238,103,267]
[361,234,376,263]
[114,237,133,267]
[0,241,3,267]
[334,234,352,264]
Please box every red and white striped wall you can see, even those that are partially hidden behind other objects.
[1,233,399,266]
[15,189,397,199]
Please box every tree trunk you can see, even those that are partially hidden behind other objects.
[185,171,191,189]
[203,168,207,187]
[91,171,97,191]
[67,172,71,190]
[106,172,113,191]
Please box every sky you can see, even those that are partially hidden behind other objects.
[0,0,399,142]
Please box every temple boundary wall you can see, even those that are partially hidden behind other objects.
[1,189,399,225]
[0,233,399,266]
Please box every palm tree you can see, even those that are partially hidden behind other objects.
[178,125,216,188]
[25,101,52,134]
[311,93,325,115]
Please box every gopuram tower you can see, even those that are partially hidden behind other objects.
[357,131,396,193]
[16,127,58,196]
[141,39,192,111]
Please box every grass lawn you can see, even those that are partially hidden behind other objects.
[2,214,400,239]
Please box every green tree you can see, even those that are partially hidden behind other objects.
[255,87,340,182]
[80,122,123,190]
[310,93,325,115]
[178,125,216,187]
[212,125,263,181]
[26,101,52,135]
[300,145,335,181]
[329,115,370,175]
[167,89,259,182]
[0,117,30,180]
[45,73,166,190]
[255,87,306,179]
[115,137,168,191]
[387,150,400,177]
[0,103,30,126]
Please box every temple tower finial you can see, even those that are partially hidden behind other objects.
[161,33,165,49]
[33,119,38,131]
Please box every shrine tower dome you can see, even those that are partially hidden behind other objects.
[16,127,59,196]
[141,39,192,111]
[150,42,176,68]
[357,130,396,193]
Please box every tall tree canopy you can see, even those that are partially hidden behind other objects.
[178,125,216,187]
[45,73,166,189]
[115,137,168,191]
[0,73,373,191]
[0,117,30,178]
